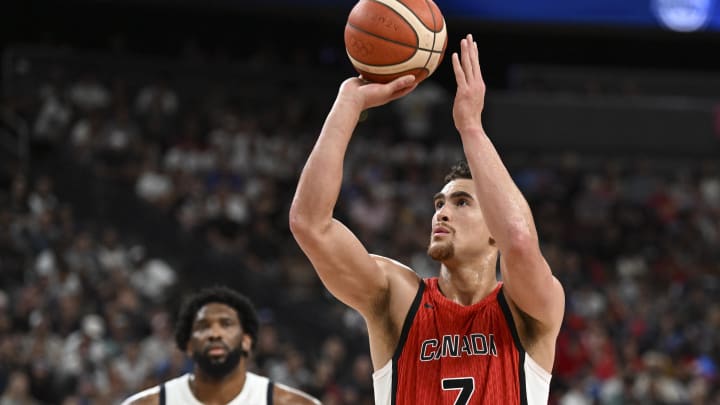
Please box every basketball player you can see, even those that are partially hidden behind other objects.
[121,286,320,405]
[289,34,565,405]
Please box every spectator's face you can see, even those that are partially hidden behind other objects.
[12,177,26,197]
[7,371,30,396]
[188,303,250,379]
[428,179,494,263]
[37,177,52,195]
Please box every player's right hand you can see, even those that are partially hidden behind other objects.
[337,75,417,111]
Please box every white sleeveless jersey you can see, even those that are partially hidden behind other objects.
[121,371,273,405]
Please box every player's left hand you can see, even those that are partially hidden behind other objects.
[451,34,486,133]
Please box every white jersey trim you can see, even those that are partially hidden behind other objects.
[120,385,161,405]
[372,360,392,405]
[121,372,271,405]
[524,354,551,405]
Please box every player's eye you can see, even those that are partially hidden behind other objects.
[434,200,444,209]
[457,199,468,206]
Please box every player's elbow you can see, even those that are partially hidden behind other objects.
[289,205,310,237]
[288,203,327,240]
[503,227,539,260]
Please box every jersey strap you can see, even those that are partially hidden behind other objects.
[159,383,166,405]
[391,279,425,405]
[497,287,528,405]
[267,381,274,404]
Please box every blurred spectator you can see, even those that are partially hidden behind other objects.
[70,111,104,162]
[95,105,141,179]
[33,84,72,144]
[0,370,39,405]
[138,311,174,369]
[27,176,57,217]
[128,249,177,303]
[393,79,448,141]
[67,74,110,112]
[97,228,129,271]
[111,340,151,393]
[135,148,174,208]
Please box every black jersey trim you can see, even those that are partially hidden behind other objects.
[391,279,426,405]
[159,383,166,405]
[267,381,274,404]
[498,287,528,405]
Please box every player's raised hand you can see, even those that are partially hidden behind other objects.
[337,75,417,111]
[452,34,486,133]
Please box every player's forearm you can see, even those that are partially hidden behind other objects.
[461,127,538,248]
[290,98,362,231]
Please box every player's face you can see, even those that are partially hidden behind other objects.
[187,303,251,379]
[427,179,491,262]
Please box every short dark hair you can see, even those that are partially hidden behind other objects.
[444,160,472,184]
[174,286,259,352]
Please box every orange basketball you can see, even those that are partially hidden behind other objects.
[344,0,448,83]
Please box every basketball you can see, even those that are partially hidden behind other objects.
[344,0,448,83]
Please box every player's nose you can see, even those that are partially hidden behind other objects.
[435,205,450,222]
[207,323,224,338]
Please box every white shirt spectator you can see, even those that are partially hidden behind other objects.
[130,259,177,302]
[135,169,173,203]
[112,342,151,392]
[67,76,110,111]
[135,82,178,116]
[34,85,72,141]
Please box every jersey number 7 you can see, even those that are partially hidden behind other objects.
[441,377,475,405]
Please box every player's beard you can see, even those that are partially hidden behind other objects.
[427,240,454,261]
[192,345,244,380]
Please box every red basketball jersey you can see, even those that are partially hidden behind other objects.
[373,278,550,405]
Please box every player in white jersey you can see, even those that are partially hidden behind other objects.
[122,286,320,405]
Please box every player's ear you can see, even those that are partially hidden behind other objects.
[242,334,252,353]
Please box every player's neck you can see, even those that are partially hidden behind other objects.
[438,252,498,306]
[190,366,247,404]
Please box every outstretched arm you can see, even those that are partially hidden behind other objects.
[289,75,417,316]
[451,34,564,331]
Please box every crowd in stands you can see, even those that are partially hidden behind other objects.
[0,45,718,405]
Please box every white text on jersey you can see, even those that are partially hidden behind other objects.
[420,334,498,361]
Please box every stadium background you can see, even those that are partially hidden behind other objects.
[1,0,719,403]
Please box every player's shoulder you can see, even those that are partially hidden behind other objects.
[120,385,161,405]
[272,382,322,405]
[370,254,421,279]
[371,254,422,295]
